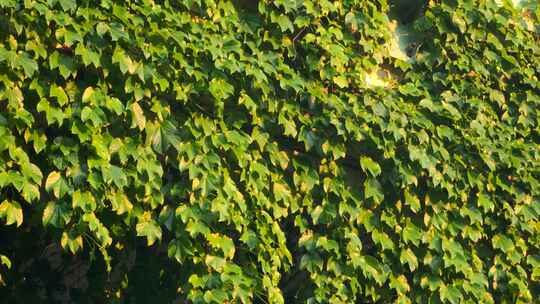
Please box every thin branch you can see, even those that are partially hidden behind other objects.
[292,28,307,43]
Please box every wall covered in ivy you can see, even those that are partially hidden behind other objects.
[0,0,539,303]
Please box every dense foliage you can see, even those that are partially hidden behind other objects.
[0,0,539,303]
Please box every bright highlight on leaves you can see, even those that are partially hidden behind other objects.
[0,200,23,227]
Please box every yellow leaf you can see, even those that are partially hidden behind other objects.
[45,171,61,190]
[42,201,56,226]
[111,191,133,215]
[61,231,84,254]
[333,75,348,88]
[192,177,200,190]
[131,102,146,130]
[0,200,23,227]
[364,69,392,88]
[82,87,94,103]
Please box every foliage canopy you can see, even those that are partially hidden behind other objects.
[0,0,539,303]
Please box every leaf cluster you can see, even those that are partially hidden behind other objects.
[0,0,539,303]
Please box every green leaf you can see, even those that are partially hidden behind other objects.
[420,274,442,292]
[402,222,423,246]
[110,191,133,215]
[492,234,514,253]
[440,285,462,304]
[112,47,138,74]
[186,220,211,237]
[268,286,285,304]
[404,190,420,213]
[57,55,77,79]
[109,22,129,41]
[358,255,387,285]
[278,112,297,137]
[400,248,418,271]
[364,177,384,203]
[452,14,466,33]
[0,255,11,269]
[75,44,100,67]
[207,233,236,259]
[50,85,69,106]
[390,274,410,294]
[0,200,23,226]
[22,163,43,184]
[42,201,70,227]
[160,120,182,151]
[273,182,291,203]
[58,0,76,11]
[360,156,381,177]
[106,97,124,115]
[102,165,128,188]
[72,190,97,212]
[209,78,234,100]
[372,229,394,251]
[32,130,47,153]
[274,15,294,32]
[0,0,17,8]
[168,238,193,263]
[240,230,259,250]
[299,128,317,151]
[21,183,40,203]
[204,289,229,303]
[489,89,505,106]
[61,231,83,254]
[477,193,494,212]
[96,22,109,36]
[136,218,162,246]
[44,171,69,198]
[16,52,38,77]
[205,255,226,271]
[81,106,106,126]
[82,212,112,246]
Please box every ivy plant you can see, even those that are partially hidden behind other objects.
[0,0,539,303]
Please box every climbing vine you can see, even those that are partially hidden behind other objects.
[0,0,539,303]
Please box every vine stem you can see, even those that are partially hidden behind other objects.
[292,28,307,43]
